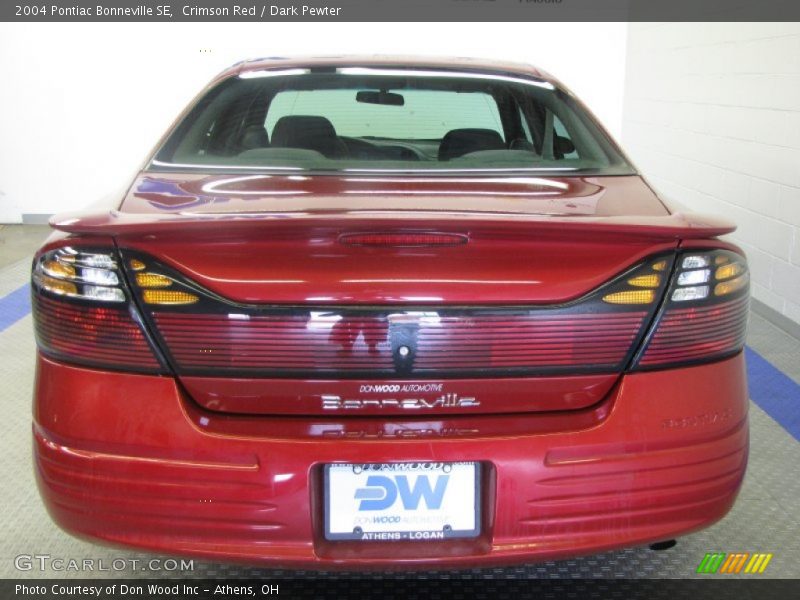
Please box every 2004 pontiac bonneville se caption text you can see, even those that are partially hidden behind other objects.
[14,4,343,18]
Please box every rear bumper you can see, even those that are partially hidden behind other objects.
[33,352,748,569]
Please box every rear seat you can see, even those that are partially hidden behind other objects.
[271,115,347,158]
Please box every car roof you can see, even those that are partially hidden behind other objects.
[216,55,557,85]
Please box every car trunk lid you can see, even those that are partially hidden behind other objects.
[51,172,734,416]
[54,172,732,306]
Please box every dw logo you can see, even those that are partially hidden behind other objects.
[355,475,450,511]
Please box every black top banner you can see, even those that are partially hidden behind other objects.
[4,0,800,22]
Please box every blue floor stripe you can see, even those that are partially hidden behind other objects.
[0,284,31,333]
[0,283,798,441]
[745,346,800,442]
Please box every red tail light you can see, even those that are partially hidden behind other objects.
[634,249,749,369]
[33,295,163,371]
[32,244,747,377]
[31,245,165,373]
[152,310,649,375]
[121,251,671,378]
[338,232,468,247]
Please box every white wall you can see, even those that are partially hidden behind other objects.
[0,22,628,223]
[622,22,800,326]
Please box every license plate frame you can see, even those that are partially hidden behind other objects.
[323,462,481,542]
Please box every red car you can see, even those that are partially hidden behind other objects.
[32,56,749,569]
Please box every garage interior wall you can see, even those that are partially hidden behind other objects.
[0,22,627,223]
[622,22,800,331]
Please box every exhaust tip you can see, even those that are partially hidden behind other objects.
[649,540,677,551]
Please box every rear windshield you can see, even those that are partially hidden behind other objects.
[153,67,634,175]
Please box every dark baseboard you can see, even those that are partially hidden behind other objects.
[751,297,800,342]
[21,213,53,224]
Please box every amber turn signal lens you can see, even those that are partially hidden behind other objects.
[143,290,199,305]
[714,273,749,296]
[627,274,661,288]
[602,290,656,304]
[35,274,78,296]
[651,260,667,272]
[42,260,76,279]
[129,259,146,271]
[715,262,744,280]
[136,273,173,288]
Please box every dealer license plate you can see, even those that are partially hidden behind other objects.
[324,462,480,541]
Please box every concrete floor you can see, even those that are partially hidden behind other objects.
[1,224,798,580]
[0,224,50,269]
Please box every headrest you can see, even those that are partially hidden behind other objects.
[239,125,269,150]
[271,115,341,157]
[438,128,505,161]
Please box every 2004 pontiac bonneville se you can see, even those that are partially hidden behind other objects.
[32,56,749,568]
